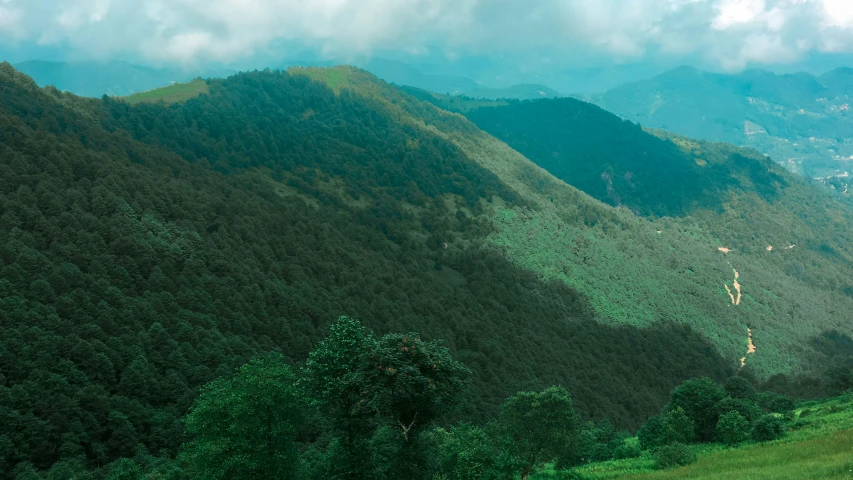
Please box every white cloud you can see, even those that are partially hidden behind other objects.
[0,1,24,39]
[2,0,853,70]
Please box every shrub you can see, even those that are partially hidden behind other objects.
[667,378,726,441]
[716,397,762,423]
[799,409,811,418]
[637,416,665,450]
[587,443,613,462]
[767,396,797,415]
[724,376,757,399]
[613,443,642,460]
[715,411,750,446]
[751,414,787,442]
[653,442,697,469]
[660,407,696,445]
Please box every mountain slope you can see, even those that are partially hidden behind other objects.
[593,66,853,179]
[404,88,853,379]
[0,63,739,474]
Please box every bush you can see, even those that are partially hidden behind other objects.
[757,392,795,414]
[751,414,787,442]
[587,443,614,462]
[768,396,797,416]
[799,409,811,418]
[660,407,696,445]
[637,416,664,450]
[613,443,642,460]
[716,397,762,423]
[715,411,750,446]
[667,378,726,442]
[653,442,697,469]
[724,376,757,399]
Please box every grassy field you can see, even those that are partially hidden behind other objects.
[535,394,853,480]
[124,78,209,105]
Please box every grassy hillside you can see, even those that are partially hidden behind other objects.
[564,394,853,480]
[123,78,209,105]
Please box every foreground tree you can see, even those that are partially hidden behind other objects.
[497,386,580,480]
[667,378,725,441]
[370,332,471,477]
[715,411,750,446]
[303,317,470,480]
[179,353,303,480]
[303,316,381,480]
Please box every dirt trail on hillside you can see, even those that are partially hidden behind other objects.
[741,328,756,367]
[724,269,741,305]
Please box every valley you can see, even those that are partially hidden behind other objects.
[2,62,853,479]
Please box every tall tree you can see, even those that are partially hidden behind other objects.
[179,353,303,480]
[497,385,580,480]
[667,378,725,442]
[369,332,470,478]
[302,316,380,480]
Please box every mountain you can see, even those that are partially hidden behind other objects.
[12,60,190,97]
[359,58,479,95]
[409,87,853,379]
[2,63,853,476]
[458,83,563,100]
[592,66,853,181]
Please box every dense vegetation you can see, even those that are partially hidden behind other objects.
[0,64,742,476]
[401,86,853,380]
[568,389,853,479]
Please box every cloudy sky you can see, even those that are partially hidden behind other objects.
[1,0,853,72]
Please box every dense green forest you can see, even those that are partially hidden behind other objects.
[3,62,853,477]
[0,64,749,476]
[401,85,853,379]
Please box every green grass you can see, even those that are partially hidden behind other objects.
[289,65,358,93]
[542,395,853,480]
[124,78,209,105]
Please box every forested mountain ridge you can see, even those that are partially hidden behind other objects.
[3,62,853,476]
[400,86,853,379]
[590,65,853,181]
[0,63,740,475]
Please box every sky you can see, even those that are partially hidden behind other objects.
[2,0,853,73]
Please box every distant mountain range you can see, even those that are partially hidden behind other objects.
[591,66,853,180]
[13,60,191,97]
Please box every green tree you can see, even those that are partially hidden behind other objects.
[652,442,696,470]
[751,414,786,442]
[179,353,303,480]
[497,386,580,480]
[715,397,762,424]
[434,424,502,480]
[104,458,143,480]
[667,378,725,442]
[715,411,750,446]
[724,376,756,400]
[303,316,380,480]
[637,415,665,450]
[660,406,696,445]
[369,332,470,478]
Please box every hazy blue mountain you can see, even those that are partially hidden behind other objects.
[13,60,190,97]
[459,83,563,100]
[358,58,479,95]
[593,66,853,179]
